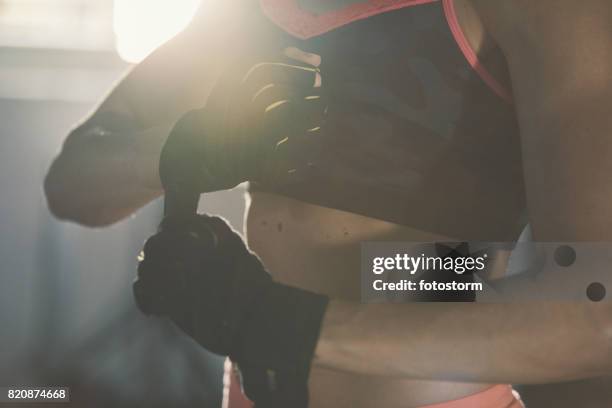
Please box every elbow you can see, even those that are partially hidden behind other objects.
[44,159,112,228]
[44,181,113,228]
[44,158,72,221]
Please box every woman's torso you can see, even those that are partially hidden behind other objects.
[244,192,499,408]
[229,0,524,406]
[245,0,525,241]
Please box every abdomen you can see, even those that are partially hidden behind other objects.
[230,191,494,408]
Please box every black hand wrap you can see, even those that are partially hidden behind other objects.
[159,60,327,198]
[236,283,328,408]
[133,214,329,408]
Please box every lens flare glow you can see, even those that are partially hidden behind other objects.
[113,0,201,63]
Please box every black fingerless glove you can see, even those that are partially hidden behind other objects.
[158,60,327,201]
[133,214,329,408]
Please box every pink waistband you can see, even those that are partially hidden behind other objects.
[419,385,523,408]
[227,361,523,408]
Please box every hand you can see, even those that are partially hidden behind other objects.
[133,214,272,354]
[133,214,329,407]
[158,59,327,196]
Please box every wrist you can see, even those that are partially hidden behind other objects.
[237,282,329,376]
[137,124,175,191]
[313,300,358,368]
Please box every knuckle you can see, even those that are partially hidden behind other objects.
[242,62,274,84]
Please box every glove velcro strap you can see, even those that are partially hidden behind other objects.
[237,283,329,380]
[236,364,309,408]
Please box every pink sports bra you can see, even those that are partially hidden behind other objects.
[240,0,526,240]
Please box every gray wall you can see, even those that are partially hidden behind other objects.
[0,47,244,407]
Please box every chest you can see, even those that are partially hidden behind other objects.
[253,1,477,138]
[242,0,525,239]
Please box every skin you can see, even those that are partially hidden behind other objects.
[313,0,612,405]
[44,0,612,407]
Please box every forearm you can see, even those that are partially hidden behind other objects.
[315,300,612,384]
[45,122,172,226]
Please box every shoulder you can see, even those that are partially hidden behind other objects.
[467,0,612,54]
[465,0,612,108]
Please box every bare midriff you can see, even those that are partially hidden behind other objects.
[231,191,499,408]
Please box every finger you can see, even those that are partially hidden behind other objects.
[139,237,196,283]
[134,261,174,315]
[241,62,319,99]
[282,48,323,88]
[200,215,246,252]
[141,233,168,262]
[133,279,156,315]
[137,256,192,308]
[137,256,172,283]
[262,95,328,141]
[141,231,188,262]
[283,46,321,68]
[250,83,322,115]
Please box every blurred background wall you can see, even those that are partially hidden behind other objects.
[0,1,245,406]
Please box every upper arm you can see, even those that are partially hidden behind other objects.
[472,0,612,240]
[96,1,258,128]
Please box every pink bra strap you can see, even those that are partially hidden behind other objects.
[442,0,513,103]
